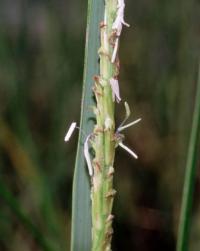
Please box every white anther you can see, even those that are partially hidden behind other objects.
[110,78,121,103]
[84,134,93,176]
[112,0,130,36]
[64,122,77,142]
[117,118,141,132]
[118,142,138,159]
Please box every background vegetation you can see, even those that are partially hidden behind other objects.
[0,0,200,250]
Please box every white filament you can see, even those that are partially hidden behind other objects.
[118,118,142,132]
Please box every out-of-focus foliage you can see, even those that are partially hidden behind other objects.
[0,0,199,251]
[177,64,200,251]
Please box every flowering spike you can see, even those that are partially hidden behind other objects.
[64,122,77,142]
[89,1,134,249]
[84,134,93,176]
[118,142,138,159]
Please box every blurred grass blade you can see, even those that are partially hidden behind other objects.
[176,63,200,251]
[0,181,54,251]
[70,0,104,250]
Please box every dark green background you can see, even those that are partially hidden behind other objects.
[0,0,200,250]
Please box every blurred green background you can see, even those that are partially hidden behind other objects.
[0,0,200,250]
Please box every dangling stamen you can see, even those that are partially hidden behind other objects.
[112,0,130,36]
[118,142,138,159]
[110,78,121,103]
[117,102,131,130]
[111,37,119,63]
[111,0,130,63]
[117,118,141,132]
[84,134,93,176]
[64,122,77,142]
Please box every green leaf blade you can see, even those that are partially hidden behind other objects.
[176,63,200,251]
[70,1,104,251]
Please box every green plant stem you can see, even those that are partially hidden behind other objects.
[176,63,200,251]
[91,1,118,250]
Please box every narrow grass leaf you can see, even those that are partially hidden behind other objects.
[176,63,200,251]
